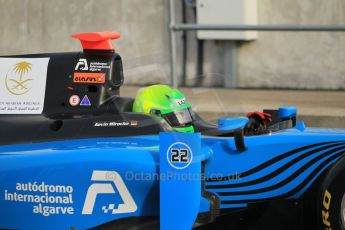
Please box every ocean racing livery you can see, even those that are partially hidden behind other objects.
[0,32,345,230]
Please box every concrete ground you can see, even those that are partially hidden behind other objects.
[122,86,345,128]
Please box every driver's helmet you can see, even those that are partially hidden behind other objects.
[132,84,194,133]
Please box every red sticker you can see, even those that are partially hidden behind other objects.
[130,121,138,126]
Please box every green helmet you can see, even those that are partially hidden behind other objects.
[133,84,194,133]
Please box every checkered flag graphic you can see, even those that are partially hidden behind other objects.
[102,204,115,213]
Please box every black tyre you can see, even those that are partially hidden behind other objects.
[318,156,345,230]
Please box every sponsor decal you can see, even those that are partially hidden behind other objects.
[73,72,105,84]
[75,59,88,71]
[69,95,80,107]
[166,142,193,170]
[0,58,49,114]
[75,59,110,72]
[4,182,74,217]
[88,62,111,72]
[322,189,332,229]
[82,170,137,214]
[175,98,186,106]
[80,95,91,106]
[94,121,139,127]
[5,61,33,95]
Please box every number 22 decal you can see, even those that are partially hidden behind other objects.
[171,149,189,162]
[167,142,193,169]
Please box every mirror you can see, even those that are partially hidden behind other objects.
[218,117,249,152]
[218,117,249,131]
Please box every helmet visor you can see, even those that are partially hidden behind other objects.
[162,108,193,128]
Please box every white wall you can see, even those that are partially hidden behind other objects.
[0,0,344,89]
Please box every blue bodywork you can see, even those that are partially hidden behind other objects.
[1,125,345,229]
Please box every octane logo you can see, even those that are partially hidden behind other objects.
[82,170,137,215]
[75,59,88,71]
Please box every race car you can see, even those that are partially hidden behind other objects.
[0,31,345,230]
